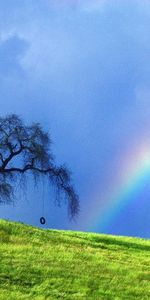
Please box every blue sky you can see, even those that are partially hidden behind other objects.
[0,0,150,238]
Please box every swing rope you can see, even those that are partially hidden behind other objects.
[40,178,46,225]
[42,179,45,216]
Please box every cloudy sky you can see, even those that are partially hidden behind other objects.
[0,0,150,238]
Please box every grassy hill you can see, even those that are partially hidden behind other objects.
[0,220,150,299]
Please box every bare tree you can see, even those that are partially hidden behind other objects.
[0,114,79,218]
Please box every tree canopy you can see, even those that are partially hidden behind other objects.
[0,114,79,218]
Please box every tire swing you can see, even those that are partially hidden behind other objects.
[40,179,46,225]
[40,216,46,225]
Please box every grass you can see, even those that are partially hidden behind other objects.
[0,220,150,299]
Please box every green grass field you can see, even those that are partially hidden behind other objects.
[0,219,150,299]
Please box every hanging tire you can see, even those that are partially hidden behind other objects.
[40,217,46,225]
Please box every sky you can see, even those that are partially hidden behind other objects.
[0,0,150,238]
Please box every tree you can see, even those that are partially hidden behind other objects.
[0,114,79,218]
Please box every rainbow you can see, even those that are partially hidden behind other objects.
[89,147,150,232]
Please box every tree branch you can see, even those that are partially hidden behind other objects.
[2,166,56,175]
[2,165,69,190]
[1,146,23,170]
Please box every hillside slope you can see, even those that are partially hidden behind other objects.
[0,220,150,299]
